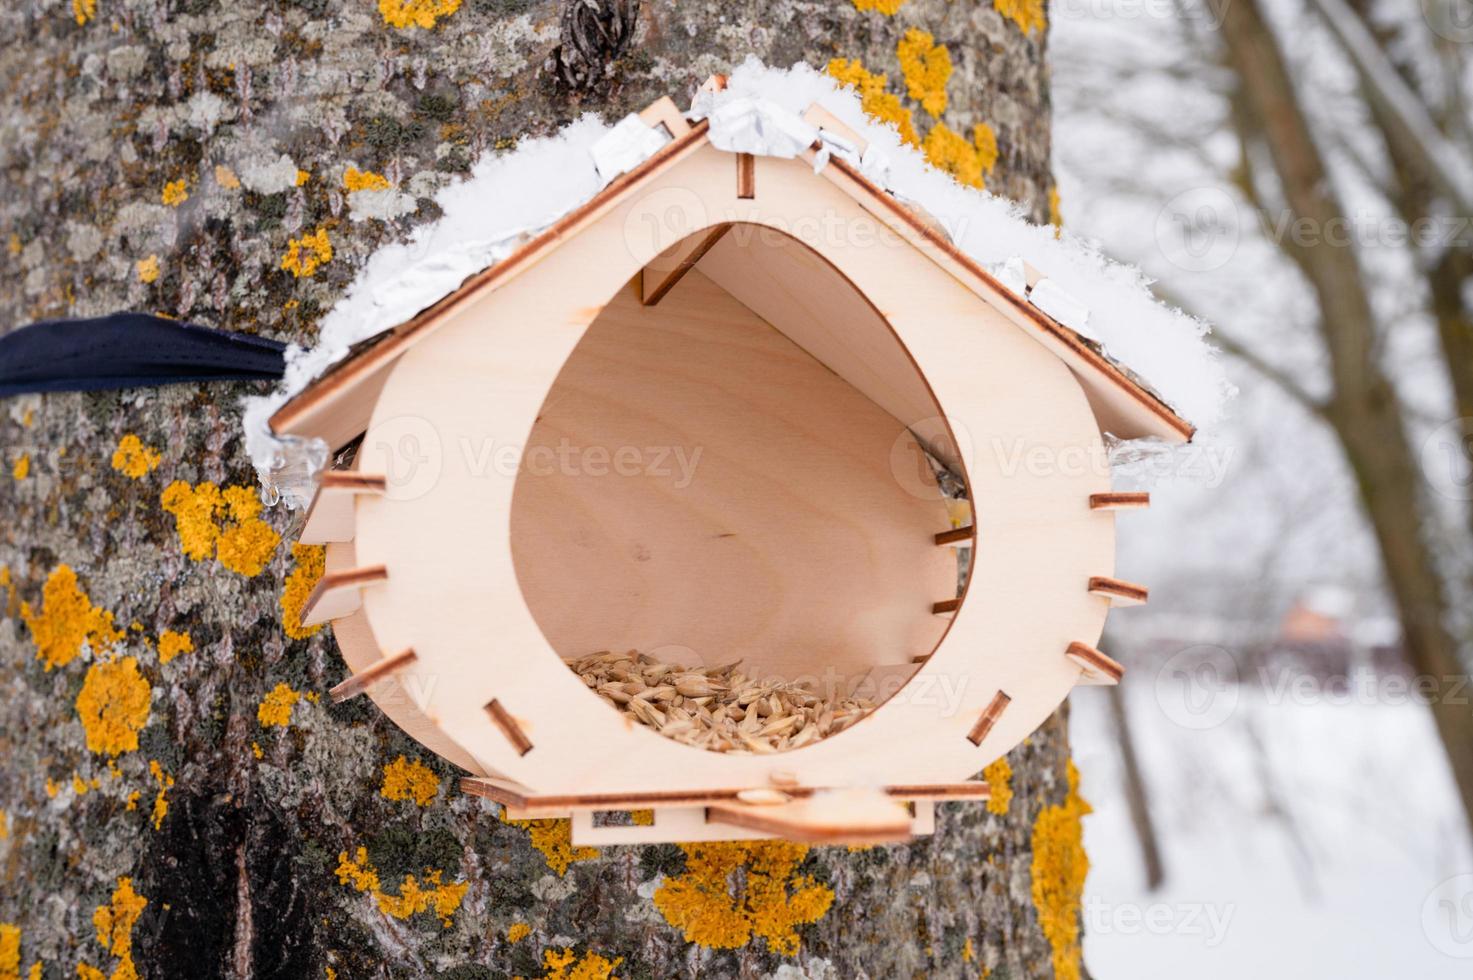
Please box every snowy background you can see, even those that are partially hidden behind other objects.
[1051,0,1473,975]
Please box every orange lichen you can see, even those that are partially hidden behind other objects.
[80,877,146,980]
[156,629,192,665]
[827,59,918,146]
[135,256,160,285]
[897,29,951,117]
[983,758,1013,815]
[214,165,240,189]
[381,756,439,806]
[22,565,123,670]
[1049,186,1063,228]
[974,122,999,177]
[215,486,280,576]
[71,0,96,25]
[499,810,599,876]
[11,454,29,480]
[160,481,280,575]
[76,657,151,756]
[257,683,300,728]
[335,847,468,928]
[538,948,623,979]
[507,922,531,943]
[111,435,161,479]
[280,543,325,639]
[849,0,907,12]
[280,227,333,278]
[0,924,16,978]
[652,841,834,955]
[148,760,173,830]
[923,122,986,189]
[343,167,392,192]
[251,741,263,759]
[995,0,1047,35]
[379,0,462,29]
[631,809,654,826]
[161,180,188,207]
[1031,762,1092,980]
[160,481,223,560]
[295,169,310,187]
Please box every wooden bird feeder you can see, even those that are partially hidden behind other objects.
[273,94,1192,845]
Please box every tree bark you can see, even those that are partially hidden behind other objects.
[0,3,1082,978]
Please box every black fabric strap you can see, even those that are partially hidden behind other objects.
[0,313,286,397]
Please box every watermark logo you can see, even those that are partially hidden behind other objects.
[1421,417,1473,501]
[366,414,443,502]
[1154,644,1241,730]
[889,416,973,500]
[1424,0,1473,43]
[1084,898,1236,946]
[1156,186,1242,272]
[622,184,710,262]
[1423,873,1473,958]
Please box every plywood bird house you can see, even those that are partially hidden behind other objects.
[271,91,1193,846]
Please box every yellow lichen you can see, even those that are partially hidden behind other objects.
[499,810,599,876]
[22,565,123,671]
[295,169,310,186]
[160,481,280,576]
[974,122,999,177]
[214,165,240,189]
[76,657,151,756]
[82,877,146,980]
[923,122,986,189]
[335,847,468,928]
[125,790,140,811]
[280,227,333,278]
[963,936,975,963]
[849,0,907,12]
[215,486,280,576]
[378,0,462,30]
[826,59,918,146]
[507,922,531,943]
[44,779,59,799]
[1049,186,1062,228]
[71,0,96,25]
[148,760,173,830]
[652,841,834,955]
[0,810,7,840]
[161,180,188,207]
[343,167,392,193]
[995,0,1047,35]
[538,948,622,980]
[251,741,263,759]
[10,454,27,480]
[1031,762,1092,980]
[72,773,91,795]
[380,756,439,806]
[111,435,161,479]
[897,29,951,118]
[257,683,300,728]
[631,809,654,826]
[160,481,223,560]
[135,256,160,285]
[0,924,17,979]
[983,758,1013,815]
[156,629,192,665]
[280,543,326,639]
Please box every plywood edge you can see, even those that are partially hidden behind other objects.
[457,778,992,811]
[1087,575,1149,606]
[1065,641,1124,686]
[300,471,387,544]
[301,564,388,626]
[706,789,913,845]
[640,223,731,305]
[1089,491,1150,511]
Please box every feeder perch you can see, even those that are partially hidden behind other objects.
[275,91,1191,845]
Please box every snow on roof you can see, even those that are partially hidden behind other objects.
[244,59,1231,507]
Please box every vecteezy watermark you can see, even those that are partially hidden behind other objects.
[356,414,706,502]
[1421,417,1473,501]
[1423,873,1473,959]
[890,416,974,501]
[1053,0,1229,27]
[989,436,1236,487]
[1155,186,1473,272]
[1084,898,1236,947]
[1423,0,1473,43]
[1154,645,1242,730]
[618,184,969,264]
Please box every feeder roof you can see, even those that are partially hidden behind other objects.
[254,64,1223,502]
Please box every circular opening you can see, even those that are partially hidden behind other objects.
[509,225,968,753]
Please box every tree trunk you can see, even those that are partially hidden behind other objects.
[0,3,1083,978]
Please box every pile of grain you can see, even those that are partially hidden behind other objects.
[565,650,876,753]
